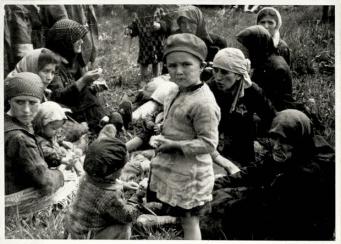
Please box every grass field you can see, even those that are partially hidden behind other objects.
[5,5,335,240]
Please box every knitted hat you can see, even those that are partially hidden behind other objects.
[5,72,45,101]
[83,137,127,177]
[164,33,207,61]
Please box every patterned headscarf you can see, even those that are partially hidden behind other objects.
[176,5,213,44]
[46,19,88,63]
[257,7,282,47]
[7,48,61,78]
[33,101,67,135]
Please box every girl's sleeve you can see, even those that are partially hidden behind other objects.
[7,133,64,194]
[178,102,220,156]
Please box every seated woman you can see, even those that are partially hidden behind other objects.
[6,47,89,142]
[237,25,294,111]
[6,48,59,103]
[207,48,277,167]
[5,72,64,215]
[209,109,335,240]
[256,7,291,66]
[46,19,107,132]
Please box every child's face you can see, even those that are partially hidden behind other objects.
[258,16,277,36]
[38,64,57,88]
[166,52,202,88]
[43,120,64,139]
[9,95,41,125]
[178,17,198,34]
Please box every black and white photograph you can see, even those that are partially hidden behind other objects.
[2,1,338,241]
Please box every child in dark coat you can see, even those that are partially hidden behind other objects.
[64,125,139,239]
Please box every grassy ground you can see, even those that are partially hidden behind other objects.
[5,5,335,239]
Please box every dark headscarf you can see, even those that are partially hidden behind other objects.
[176,5,213,44]
[236,25,275,67]
[46,19,88,64]
[269,109,314,162]
[83,137,127,178]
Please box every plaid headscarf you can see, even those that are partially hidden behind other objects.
[46,19,88,63]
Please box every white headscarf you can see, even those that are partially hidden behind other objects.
[257,7,282,47]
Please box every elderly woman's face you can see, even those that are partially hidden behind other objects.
[9,95,41,125]
[213,67,240,92]
[73,39,83,53]
[166,52,202,88]
[38,64,57,88]
[258,16,277,36]
[270,134,294,163]
[178,17,198,34]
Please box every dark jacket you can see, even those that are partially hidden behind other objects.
[5,114,64,195]
[213,131,335,240]
[237,25,294,111]
[48,62,106,131]
[207,79,276,166]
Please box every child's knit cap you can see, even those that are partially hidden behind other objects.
[83,137,127,177]
[5,72,44,101]
[163,33,207,61]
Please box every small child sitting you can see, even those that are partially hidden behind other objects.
[64,124,139,239]
[33,101,83,175]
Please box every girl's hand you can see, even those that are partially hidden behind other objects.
[156,137,182,154]
[153,21,161,31]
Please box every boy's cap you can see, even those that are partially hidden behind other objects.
[83,137,127,177]
[164,33,207,61]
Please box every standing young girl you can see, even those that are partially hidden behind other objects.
[147,33,220,239]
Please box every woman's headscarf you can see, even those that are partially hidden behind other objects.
[236,25,275,67]
[176,5,213,44]
[213,48,252,112]
[7,48,62,79]
[46,19,88,63]
[257,7,282,47]
[269,109,314,159]
[33,101,68,136]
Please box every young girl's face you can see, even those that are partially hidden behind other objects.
[43,120,64,139]
[213,67,241,92]
[166,52,202,88]
[178,17,198,34]
[258,16,277,36]
[9,95,41,125]
[73,39,83,53]
[38,64,57,88]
